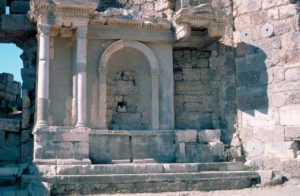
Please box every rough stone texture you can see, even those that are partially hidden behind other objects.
[173,49,217,130]
[232,0,300,173]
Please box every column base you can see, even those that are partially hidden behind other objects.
[76,122,87,128]
[33,126,90,164]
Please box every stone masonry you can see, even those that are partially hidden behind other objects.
[0,0,300,195]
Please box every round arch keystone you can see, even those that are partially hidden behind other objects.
[97,40,160,130]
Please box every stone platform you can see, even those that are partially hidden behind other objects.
[21,162,260,195]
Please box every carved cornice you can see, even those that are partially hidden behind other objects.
[173,3,225,42]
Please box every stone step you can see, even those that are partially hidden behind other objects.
[22,171,259,194]
[30,162,245,175]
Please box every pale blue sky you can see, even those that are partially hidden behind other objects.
[0,44,23,82]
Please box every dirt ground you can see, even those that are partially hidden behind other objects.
[98,178,300,196]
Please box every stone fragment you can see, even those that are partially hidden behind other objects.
[198,129,221,143]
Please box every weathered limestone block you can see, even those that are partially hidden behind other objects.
[185,142,223,162]
[252,126,285,142]
[280,105,300,126]
[56,142,74,159]
[10,1,30,14]
[176,129,197,142]
[284,127,300,141]
[245,139,264,158]
[235,0,262,14]
[74,142,89,160]
[34,141,56,159]
[0,118,21,132]
[264,142,298,158]
[198,129,221,143]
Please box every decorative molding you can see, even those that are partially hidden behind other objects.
[173,3,226,42]
[100,40,159,71]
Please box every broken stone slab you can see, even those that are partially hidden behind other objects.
[198,129,221,143]
[0,118,21,132]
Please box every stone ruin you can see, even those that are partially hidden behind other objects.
[0,0,299,195]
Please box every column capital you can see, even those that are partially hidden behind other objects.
[77,26,88,39]
[38,24,51,36]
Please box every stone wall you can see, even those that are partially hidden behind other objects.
[97,0,161,17]
[107,71,150,130]
[0,0,36,165]
[232,0,300,176]
[173,49,220,130]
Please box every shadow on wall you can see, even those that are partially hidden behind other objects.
[209,42,267,144]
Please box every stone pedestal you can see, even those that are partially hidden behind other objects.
[33,127,91,165]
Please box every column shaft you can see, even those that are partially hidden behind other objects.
[36,24,50,127]
[151,70,160,130]
[76,26,88,127]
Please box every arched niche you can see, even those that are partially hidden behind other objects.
[98,40,160,130]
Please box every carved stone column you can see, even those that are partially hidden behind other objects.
[98,67,107,129]
[151,69,160,129]
[35,24,50,128]
[76,26,88,128]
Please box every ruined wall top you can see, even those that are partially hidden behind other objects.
[29,0,226,44]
